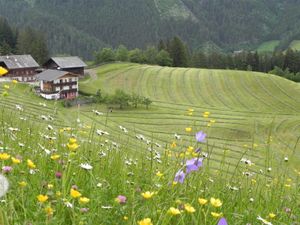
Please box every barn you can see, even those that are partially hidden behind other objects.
[43,56,87,76]
[0,55,40,82]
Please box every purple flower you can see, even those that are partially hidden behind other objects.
[174,170,186,183]
[55,172,62,179]
[116,195,127,204]
[2,166,12,173]
[80,208,89,213]
[195,131,206,143]
[218,218,228,225]
[186,158,203,174]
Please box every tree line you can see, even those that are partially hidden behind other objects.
[0,17,48,64]
[94,36,300,82]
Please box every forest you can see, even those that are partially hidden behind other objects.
[0,0,300,59]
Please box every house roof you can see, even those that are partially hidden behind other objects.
[47,56,87,69]
[36,69,77,81]
[0,55,40,69]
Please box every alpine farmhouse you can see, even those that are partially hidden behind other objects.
[43,56,87,76]
[36,69,79,100]
[0,55,39,82]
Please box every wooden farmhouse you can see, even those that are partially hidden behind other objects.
[43,56,87,76]
[36,69,78,100]
[0,55,40,82]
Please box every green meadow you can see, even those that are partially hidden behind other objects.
[256,40,280,53]
[0,63,299,224]
[289,40,300,51]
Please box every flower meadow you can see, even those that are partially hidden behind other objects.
[0,82,299,225]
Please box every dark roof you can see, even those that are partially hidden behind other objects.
[47,56,87,69]
[36,69,76,81]
[0,55,40,69]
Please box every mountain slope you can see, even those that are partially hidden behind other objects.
[1,0,300,58]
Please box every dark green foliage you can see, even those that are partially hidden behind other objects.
[17,27,49,64]
[156,50,172,67]
[169,37,188,67]
[2,0,300,58]
[115,45,129,62]
[94,48,115,64]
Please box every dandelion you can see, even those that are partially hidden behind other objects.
[195,131,206,143]
[184,204,195,213]
[211,212,223,218]
[138,218,153,225]
[79,197,90,204]
[168,207,181,215]
[37,194,48,203]
[171,142,177,148]
[115,195,127,204]
[0,153,10,160]
[174,170,185,183]
[67,142,79,151]
[198,198,208,205]
[12,80,18,84]
[70,188,82,198]
[141,191,155,200]
[186,158,203,174]
[210,198,222,207]
[27,159,36,169]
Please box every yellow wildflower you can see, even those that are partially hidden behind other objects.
[268,213,276,219]
[69,137,77,144]
[37,195,48,203]
[211,212,223,218]
[124,216,129,220]
[171,142,177,148]
[44,206,54,216]
[19,181,27,187]
[210,198,222,207]
[67,143,79,151]
[12,80,18,84]
[11,157,21,164]
[79,197,90,204]
[70,188,82,198]
[185,127,192,132]
[285,184,291,188]
[156,171,163,177]
[0,153,10,160]
[210,119,216,123]
[198,198,208,205]
[27,159,36,169]
[187,146,194,153]
[141,191,155,200]
[47,184,54,189]
[168,207,181,215]
[4,85,9,89]
[138,218,153,225]
[188,108,194,112]
[50,154,60,160]
[184,204,195,213]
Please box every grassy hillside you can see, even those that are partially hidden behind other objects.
[256,40,280,53]
[289,40,300,51]
[0,66,299,224]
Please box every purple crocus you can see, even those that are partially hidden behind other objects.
[195,131,206,143]
[116,195,127,204]
[186,158,203,174]
[217,218,228,225]
[174,170,186,183]
[2,166,12,173]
